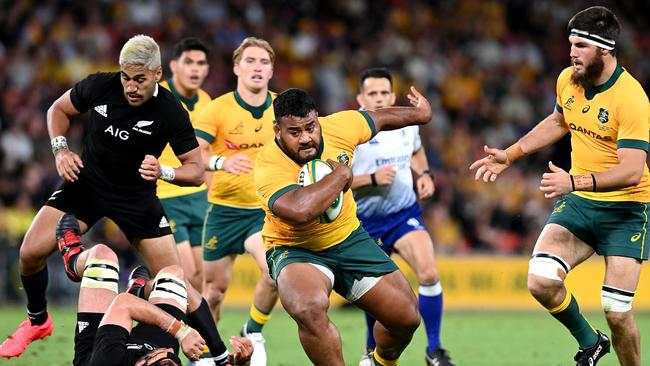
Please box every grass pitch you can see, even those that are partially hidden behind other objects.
[1,306,648,365]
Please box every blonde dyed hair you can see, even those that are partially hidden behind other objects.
[119,34,161,70]
[232,37,275,65]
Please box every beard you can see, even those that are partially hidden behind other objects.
[570,50,605,88]
[276,137,320,165]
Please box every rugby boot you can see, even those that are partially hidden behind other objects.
[574,330,611,366]
[358,346,373,366]
[127,265,151,299]
[0,313,53,358]
[56,213,85,281]
[426,347,456,366]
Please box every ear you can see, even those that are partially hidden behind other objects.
[155,66,163,82]
[389,92,396,106]
[356,94,364,109]
[233,63,240,77]
[273,121,280,135]
[169,59,177,74]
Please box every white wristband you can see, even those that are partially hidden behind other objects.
[51,136,69,155]
[175,323,192,342]
[208,155,225,171]
[160,165,175,182]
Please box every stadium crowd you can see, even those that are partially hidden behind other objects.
[1,0,650,303]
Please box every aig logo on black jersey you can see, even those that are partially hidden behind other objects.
[105,125,129,140]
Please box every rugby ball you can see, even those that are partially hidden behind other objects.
[298,159,344,223]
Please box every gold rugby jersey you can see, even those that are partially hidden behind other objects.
[195,91,275,208]
[556,65,650,202]
[255,110,376,251]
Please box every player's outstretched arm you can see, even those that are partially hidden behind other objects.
[365,86,432,133]
[48,90,84,182]
[272,159,352,224]
[470,109,569,183]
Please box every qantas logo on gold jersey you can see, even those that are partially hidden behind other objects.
[224,139,265,150]
[568,123,612,141]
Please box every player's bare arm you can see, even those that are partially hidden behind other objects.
[272,159,352,224]
[540,148,647,199]
[139,147,203,186]
[100,293,206,360]
[470,108,569,182]
[198,136,253,176]
[350,165,396,189]
[366,86,433,132]
[47,89,84,182]
[411,147,435,199]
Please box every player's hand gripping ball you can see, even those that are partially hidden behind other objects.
[298,159,344,223]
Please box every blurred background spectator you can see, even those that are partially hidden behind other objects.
[1,0,649,303]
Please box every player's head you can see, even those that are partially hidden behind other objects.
[169,37,210,93]
[134,348,181,366]
[357,67,396,110]
[273,88,322,164]
[232,37,274,94]
[567,6,620,87]
[119,34,163,106]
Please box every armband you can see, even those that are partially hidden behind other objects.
[208,155,225,171]
[370,173,378,186]
[51,136,69,155]
[160,165,176,182]
[505,142,526,165]
[166,319,192,342]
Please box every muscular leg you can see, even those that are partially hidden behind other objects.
[244,232,277,332]
[527,224,599,349]
[191,245,204,292]
[603,256,642,366]
[74,244,119,313]
[394,230,443,354]
[277,263,344,366]
[19,206,89,324]
[202,255,235,322]
[355,270,420,363]
[176,240,201,291]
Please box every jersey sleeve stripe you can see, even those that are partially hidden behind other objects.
[359,110,376,138]
[268,184,300,213]
[617,139,649,152]
[195,129,214,144]
[555,103,563,114]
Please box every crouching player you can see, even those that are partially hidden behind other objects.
[56,213,253,366]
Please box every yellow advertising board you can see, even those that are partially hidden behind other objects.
[223,256,650,311]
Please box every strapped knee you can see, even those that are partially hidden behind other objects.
[602,285,634,312]
[528,252,570,281]
[150,272,188,310]
[80,258,119,293]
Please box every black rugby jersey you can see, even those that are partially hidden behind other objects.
[69,72,198,192]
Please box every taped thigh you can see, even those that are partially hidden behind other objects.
[80,258,119,293]
[602,285,635,312]
[150,272,188,310]
[528,252,571,281]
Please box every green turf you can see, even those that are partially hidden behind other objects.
[1,306,648,365]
